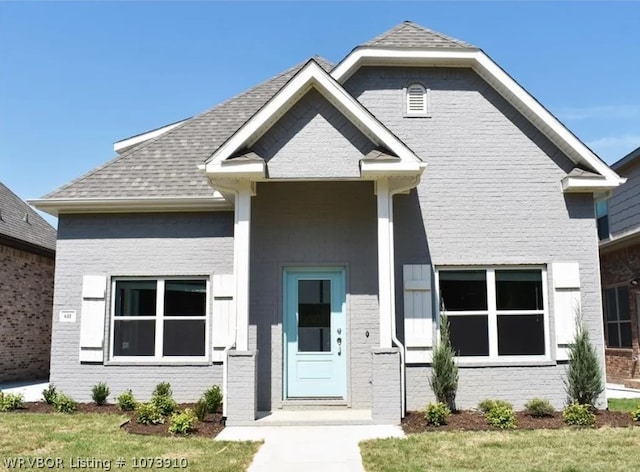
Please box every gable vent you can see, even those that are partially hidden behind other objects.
[406,84,429,116]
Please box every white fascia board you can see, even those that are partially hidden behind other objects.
[113,119,189,154]
[28,196,231,217]
[332,48,624,186]
[204,60,422,169]
[561,175,621,193]
[360,160,426,179]
[203,160,267,179]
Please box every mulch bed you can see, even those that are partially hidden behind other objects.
[402,409,635,434]
[14,402,225,438]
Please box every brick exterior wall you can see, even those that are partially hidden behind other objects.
[225,350,257,425]
[600,242,640,382]
[0,243,55,382]
[371,348,401,424]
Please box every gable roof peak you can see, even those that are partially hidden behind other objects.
[363,21,477,49]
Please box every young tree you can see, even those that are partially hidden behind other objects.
[564,311,604,407]
[429,312,459,411]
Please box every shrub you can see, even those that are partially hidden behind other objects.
[429,313,459,411]
[194,398,208,422]
[53,393,77,413]
[424,402,451,426]
[169,409,197,435]
[524,398,555,418]
[0,392,24,411]
[632,405,640,422]
[151,393,177,416]
[564,313,603,408]
[116,390,137,411]
[485,403,517,429]
[478,399,512,414]
[203,385,223,413]
[136,403,164,425]
[563,402,596,427]
[153,382,172,398]
[91,382,110,406]
[42,384,57,405]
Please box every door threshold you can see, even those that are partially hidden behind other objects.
[281,398,349,409]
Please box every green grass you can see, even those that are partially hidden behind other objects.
[360,428,640,472]
[0,413,259,472]
[608,398,640,412]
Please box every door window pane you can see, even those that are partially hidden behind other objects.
[115,281,156,317]
[298,280,331,352]
[163,320,206,356]
[449,315,489,356]
[164,280,206,316]
[439,271,487,311]
[495,270,543,310]
[497,314,545,355]
[113,320,155,356]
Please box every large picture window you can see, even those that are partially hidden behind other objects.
[438,268,547,359]
[604,286,631,348]
[111,278,208,360]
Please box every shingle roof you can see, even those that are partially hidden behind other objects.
[362,21,476,49]
[0,182,56,252]
[43,57,334,200]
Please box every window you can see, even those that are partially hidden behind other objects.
[438,268,547,359]
[111,278,208,360]
[405,83,430,116]
[595,198,609,240]
[604,286,632,348]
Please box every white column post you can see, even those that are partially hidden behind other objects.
[234,180,252,351]
[376,177,393,348]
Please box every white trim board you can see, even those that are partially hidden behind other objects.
[332,48,623,190]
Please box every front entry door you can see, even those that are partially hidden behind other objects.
[284,268,346,398]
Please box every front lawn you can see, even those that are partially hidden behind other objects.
[0,413,259,472]
[360,428,640,472]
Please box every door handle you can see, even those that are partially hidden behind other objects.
[337,337,342,356]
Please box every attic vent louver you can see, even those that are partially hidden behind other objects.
[406,83,430,117]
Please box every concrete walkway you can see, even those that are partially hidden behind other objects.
[0,380,49,401]
[216,424,404,472]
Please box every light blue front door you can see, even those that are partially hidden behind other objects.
[284,268,347,398]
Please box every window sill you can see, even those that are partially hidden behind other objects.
[605,347,635,357]
[455,359,556,368]
[105,360,214,367]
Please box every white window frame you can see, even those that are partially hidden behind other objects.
[109,276,210,363]
[404,83,431,117]
[434,266,550,363]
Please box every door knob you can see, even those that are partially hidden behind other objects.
[337,337,342,356]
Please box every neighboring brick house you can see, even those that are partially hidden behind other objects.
[599,146,640,387]
[0,182,56,383]
[32,22,624,425]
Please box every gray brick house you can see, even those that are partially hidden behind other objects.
[1,182,56,383]
[32,22,623,424]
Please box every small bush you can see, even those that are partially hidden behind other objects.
[478,399,513,414]
[53,393,77,413]
[194,398,208,422]
[117,390,137,411]
[525,398,555,418]
[169,409,197,435]
[42,384,57,405]
[429,313,459,411]
[564,313,603,408]
[153,382,172,398]
[0,392,24,411]
[631,405,640,422]
[485,403,517,429]
[91,382,110,406]
[424,402,451,426]
[151,394,177,416]
[203,385,223,413]
[136,403,164,425]
[563,402,596,427]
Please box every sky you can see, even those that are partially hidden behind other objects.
[1,1,639,227]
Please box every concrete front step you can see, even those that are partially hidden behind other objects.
[227,409,376,427]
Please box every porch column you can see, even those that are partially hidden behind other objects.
[376,177,394,348]
[234,180,253,351]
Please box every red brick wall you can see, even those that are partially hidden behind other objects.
[600,243,640,382]
[0,244,55,383]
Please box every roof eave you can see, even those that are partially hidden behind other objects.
[561,175,622,193]
[28,196,231,217]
